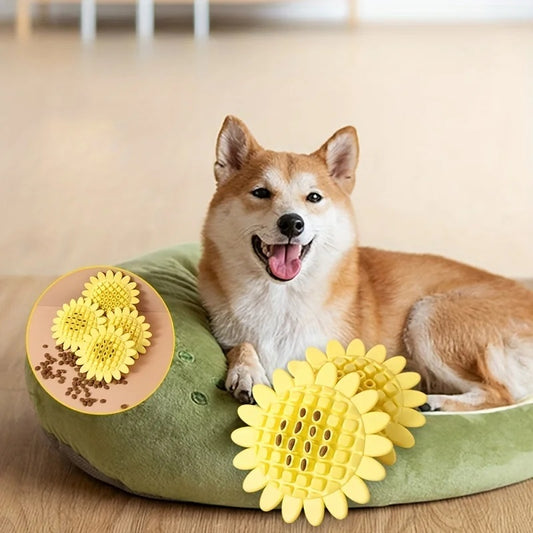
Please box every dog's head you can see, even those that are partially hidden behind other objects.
[203,116,359,284]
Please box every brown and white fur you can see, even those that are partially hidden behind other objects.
[198,116,533,411]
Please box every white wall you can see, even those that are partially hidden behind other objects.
[0,0,532,24]
[359,0,533,22]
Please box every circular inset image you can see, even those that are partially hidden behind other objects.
[26,266,175,415]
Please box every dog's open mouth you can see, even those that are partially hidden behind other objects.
[252,235,312,282]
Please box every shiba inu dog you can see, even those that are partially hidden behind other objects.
[198,116,533,411]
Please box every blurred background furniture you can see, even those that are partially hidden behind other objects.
[15,0,358,41]
[16,0,199,41]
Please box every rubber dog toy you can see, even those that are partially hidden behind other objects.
[306,340,427,465]
[232,361,393,525]
[51,270,151,382]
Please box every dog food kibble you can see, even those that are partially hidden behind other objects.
[38,343,132,409]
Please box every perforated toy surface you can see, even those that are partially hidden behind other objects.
[232,361,397,525]
[106,308,152,356]
[306,339,427,465]
[82,270,140,311]
[51,297,106,350]
[76,323,137,383]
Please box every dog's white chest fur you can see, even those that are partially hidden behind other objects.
[208,280,345,378]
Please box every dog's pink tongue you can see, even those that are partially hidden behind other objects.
[268,244,302,281]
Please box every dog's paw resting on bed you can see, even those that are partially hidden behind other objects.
[225,343,269,404]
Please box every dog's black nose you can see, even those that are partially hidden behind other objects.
[277,213,305,238]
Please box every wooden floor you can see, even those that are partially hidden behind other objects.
[1,277,532,532]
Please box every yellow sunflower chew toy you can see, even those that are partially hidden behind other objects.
[51,297,106,350]
[231,341,427,526]
[27,266,174,415]
[52,270,151,383]
[82,270,140,311]
[232,361,394,525]
[306,339,427,465]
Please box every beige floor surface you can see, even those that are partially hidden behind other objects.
[1,23,532,277]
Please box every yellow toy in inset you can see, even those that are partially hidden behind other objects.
[76,324,137,383]
[106,307,152,357]
[82,270,140,311]
[232,361,394,526]
[51,297,105,350]
[50,270,152,383]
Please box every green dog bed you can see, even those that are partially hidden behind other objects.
[25,244,533,507]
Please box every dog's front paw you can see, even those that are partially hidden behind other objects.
[226,364,269,404]
[225,342,269,404]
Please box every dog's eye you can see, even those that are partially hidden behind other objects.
[251,188,271,199]
[306,192,323,203]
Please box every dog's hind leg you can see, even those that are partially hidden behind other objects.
[421,388,511,412]
[225,342,269,404]
[403,286,533,412]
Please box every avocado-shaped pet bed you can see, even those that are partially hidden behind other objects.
[25,244,533,507]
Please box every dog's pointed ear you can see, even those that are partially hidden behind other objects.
[314,126,359,194]
[214,116,261,184]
